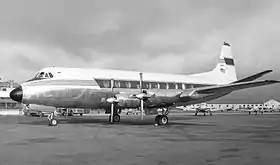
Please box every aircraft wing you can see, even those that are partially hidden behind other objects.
[178,106,197,112]
[184,108,197,112]
[209,108,225,112]
[194,80,279,95]
[232,70,273,83]
[243,108,257,112]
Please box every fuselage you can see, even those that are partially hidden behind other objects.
[19,67,230,113]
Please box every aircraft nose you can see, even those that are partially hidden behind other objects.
[10,86,23,103]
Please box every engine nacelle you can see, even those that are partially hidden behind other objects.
[144,108,159,115]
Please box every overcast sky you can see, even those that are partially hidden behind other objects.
[0,0,279,103]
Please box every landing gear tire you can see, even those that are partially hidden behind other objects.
[80,113,83,116]
[210,112,213,116]
[49,118,58,126]
[109,114,121,123]
[155,115,168,125]
[195,112,197,116]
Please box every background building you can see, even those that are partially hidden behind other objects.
[0,80,21,110]
[185,99,280,111]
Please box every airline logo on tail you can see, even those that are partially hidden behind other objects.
[219,42,234,74]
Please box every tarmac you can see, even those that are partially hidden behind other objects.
[0,113,279,165]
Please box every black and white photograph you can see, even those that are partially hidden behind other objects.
[0,0,280,164]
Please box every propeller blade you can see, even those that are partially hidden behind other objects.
[139,72,143,92]
[140,99,144,120]
[109,79,116,124]
[110,103,114,123]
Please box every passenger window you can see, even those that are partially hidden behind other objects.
[155,83,159,89]
[96,80,111,88]
[120,81,129,88]
[114,80,121,88]
[95,79,110,88]
[124,81,131,88]
[130,81,139,89]
[49,73,54,78]
[143,82,150,89]
[150,82,157,89]
[185,84,193,89]
[176,83,182,89]
[168,83,175,89]
[159,82,167,89]
[103,80,111,88]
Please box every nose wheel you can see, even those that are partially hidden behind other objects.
[48,112,59,126]
[48,118,59,126]
[155,115,168,125]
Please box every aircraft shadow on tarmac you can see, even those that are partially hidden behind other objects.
[17,116,215,127]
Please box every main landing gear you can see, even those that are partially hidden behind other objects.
[108,113,120,123]
[155,115,169,125]
[154,107,170,125]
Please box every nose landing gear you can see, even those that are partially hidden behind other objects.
[48,112,59,126]
[49,118,59,126]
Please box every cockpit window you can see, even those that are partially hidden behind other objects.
[49,72,54,78]
[37,72,45,78]
[45,73,49,78]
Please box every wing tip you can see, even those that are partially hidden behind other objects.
[266,80,280,84]
[264,69,273,73]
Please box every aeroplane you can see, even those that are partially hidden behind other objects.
[182,106,214,116]
[245,107,265,115]
[10,42,279,126]
[180,103,229,116]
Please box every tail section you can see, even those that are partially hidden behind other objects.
[190,42,238,84]
[211,42,237,83]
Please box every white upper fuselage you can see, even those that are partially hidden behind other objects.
[25,67,223,87]
[24,43,238,87]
